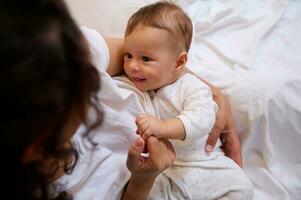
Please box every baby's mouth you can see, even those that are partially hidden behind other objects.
[132,77,146,82]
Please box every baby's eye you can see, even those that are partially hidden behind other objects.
[141,56,151,62]
[124,53,132,59]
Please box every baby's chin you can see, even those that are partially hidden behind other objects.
[135,85,156,92]
[131,79,164,91]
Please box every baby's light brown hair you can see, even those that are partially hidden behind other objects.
[125,1,193,53]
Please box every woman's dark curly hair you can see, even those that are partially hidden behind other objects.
[0,0,102,199]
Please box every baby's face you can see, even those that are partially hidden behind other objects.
[124,25,179,91]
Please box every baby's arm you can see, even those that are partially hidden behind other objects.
[177,74,217,142]
[183,68,242,166]
[136,114,186,140]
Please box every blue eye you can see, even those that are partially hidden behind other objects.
[142,56,151,62]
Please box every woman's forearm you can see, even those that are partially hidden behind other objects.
[122,175,156,200]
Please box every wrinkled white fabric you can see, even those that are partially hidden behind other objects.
[174,0,301,200]
[57,134,129,200]
[57,27,137,200]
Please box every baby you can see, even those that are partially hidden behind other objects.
[121,2,254,200]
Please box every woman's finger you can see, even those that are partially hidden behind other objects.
[127,136,145,171]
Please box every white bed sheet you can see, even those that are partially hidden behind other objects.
[66,0,301,199]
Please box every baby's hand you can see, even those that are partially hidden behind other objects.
[135,114,167,139]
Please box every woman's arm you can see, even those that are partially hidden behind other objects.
[104,37,124,76]
[122,136,175,200]
[184,68,242,167]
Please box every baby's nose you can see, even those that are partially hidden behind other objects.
[129,60,140,72]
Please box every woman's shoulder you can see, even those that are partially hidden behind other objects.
[80,26,110,72]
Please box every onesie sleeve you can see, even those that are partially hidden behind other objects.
[177,74,218,142]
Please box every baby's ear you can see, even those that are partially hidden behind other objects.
[175,52,187,72]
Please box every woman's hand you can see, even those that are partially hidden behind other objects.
[205,92,243,167]
[122,136,175,200]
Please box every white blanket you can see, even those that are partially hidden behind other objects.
[66,0,301,199]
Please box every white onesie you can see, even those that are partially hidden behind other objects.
[115,73,254,200]
[151,73,221,162]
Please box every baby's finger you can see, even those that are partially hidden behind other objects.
[140,121,150,133]
[142,129,153,140]
[135,116,142,126]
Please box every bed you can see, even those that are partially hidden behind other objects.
[66,0,301,199]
